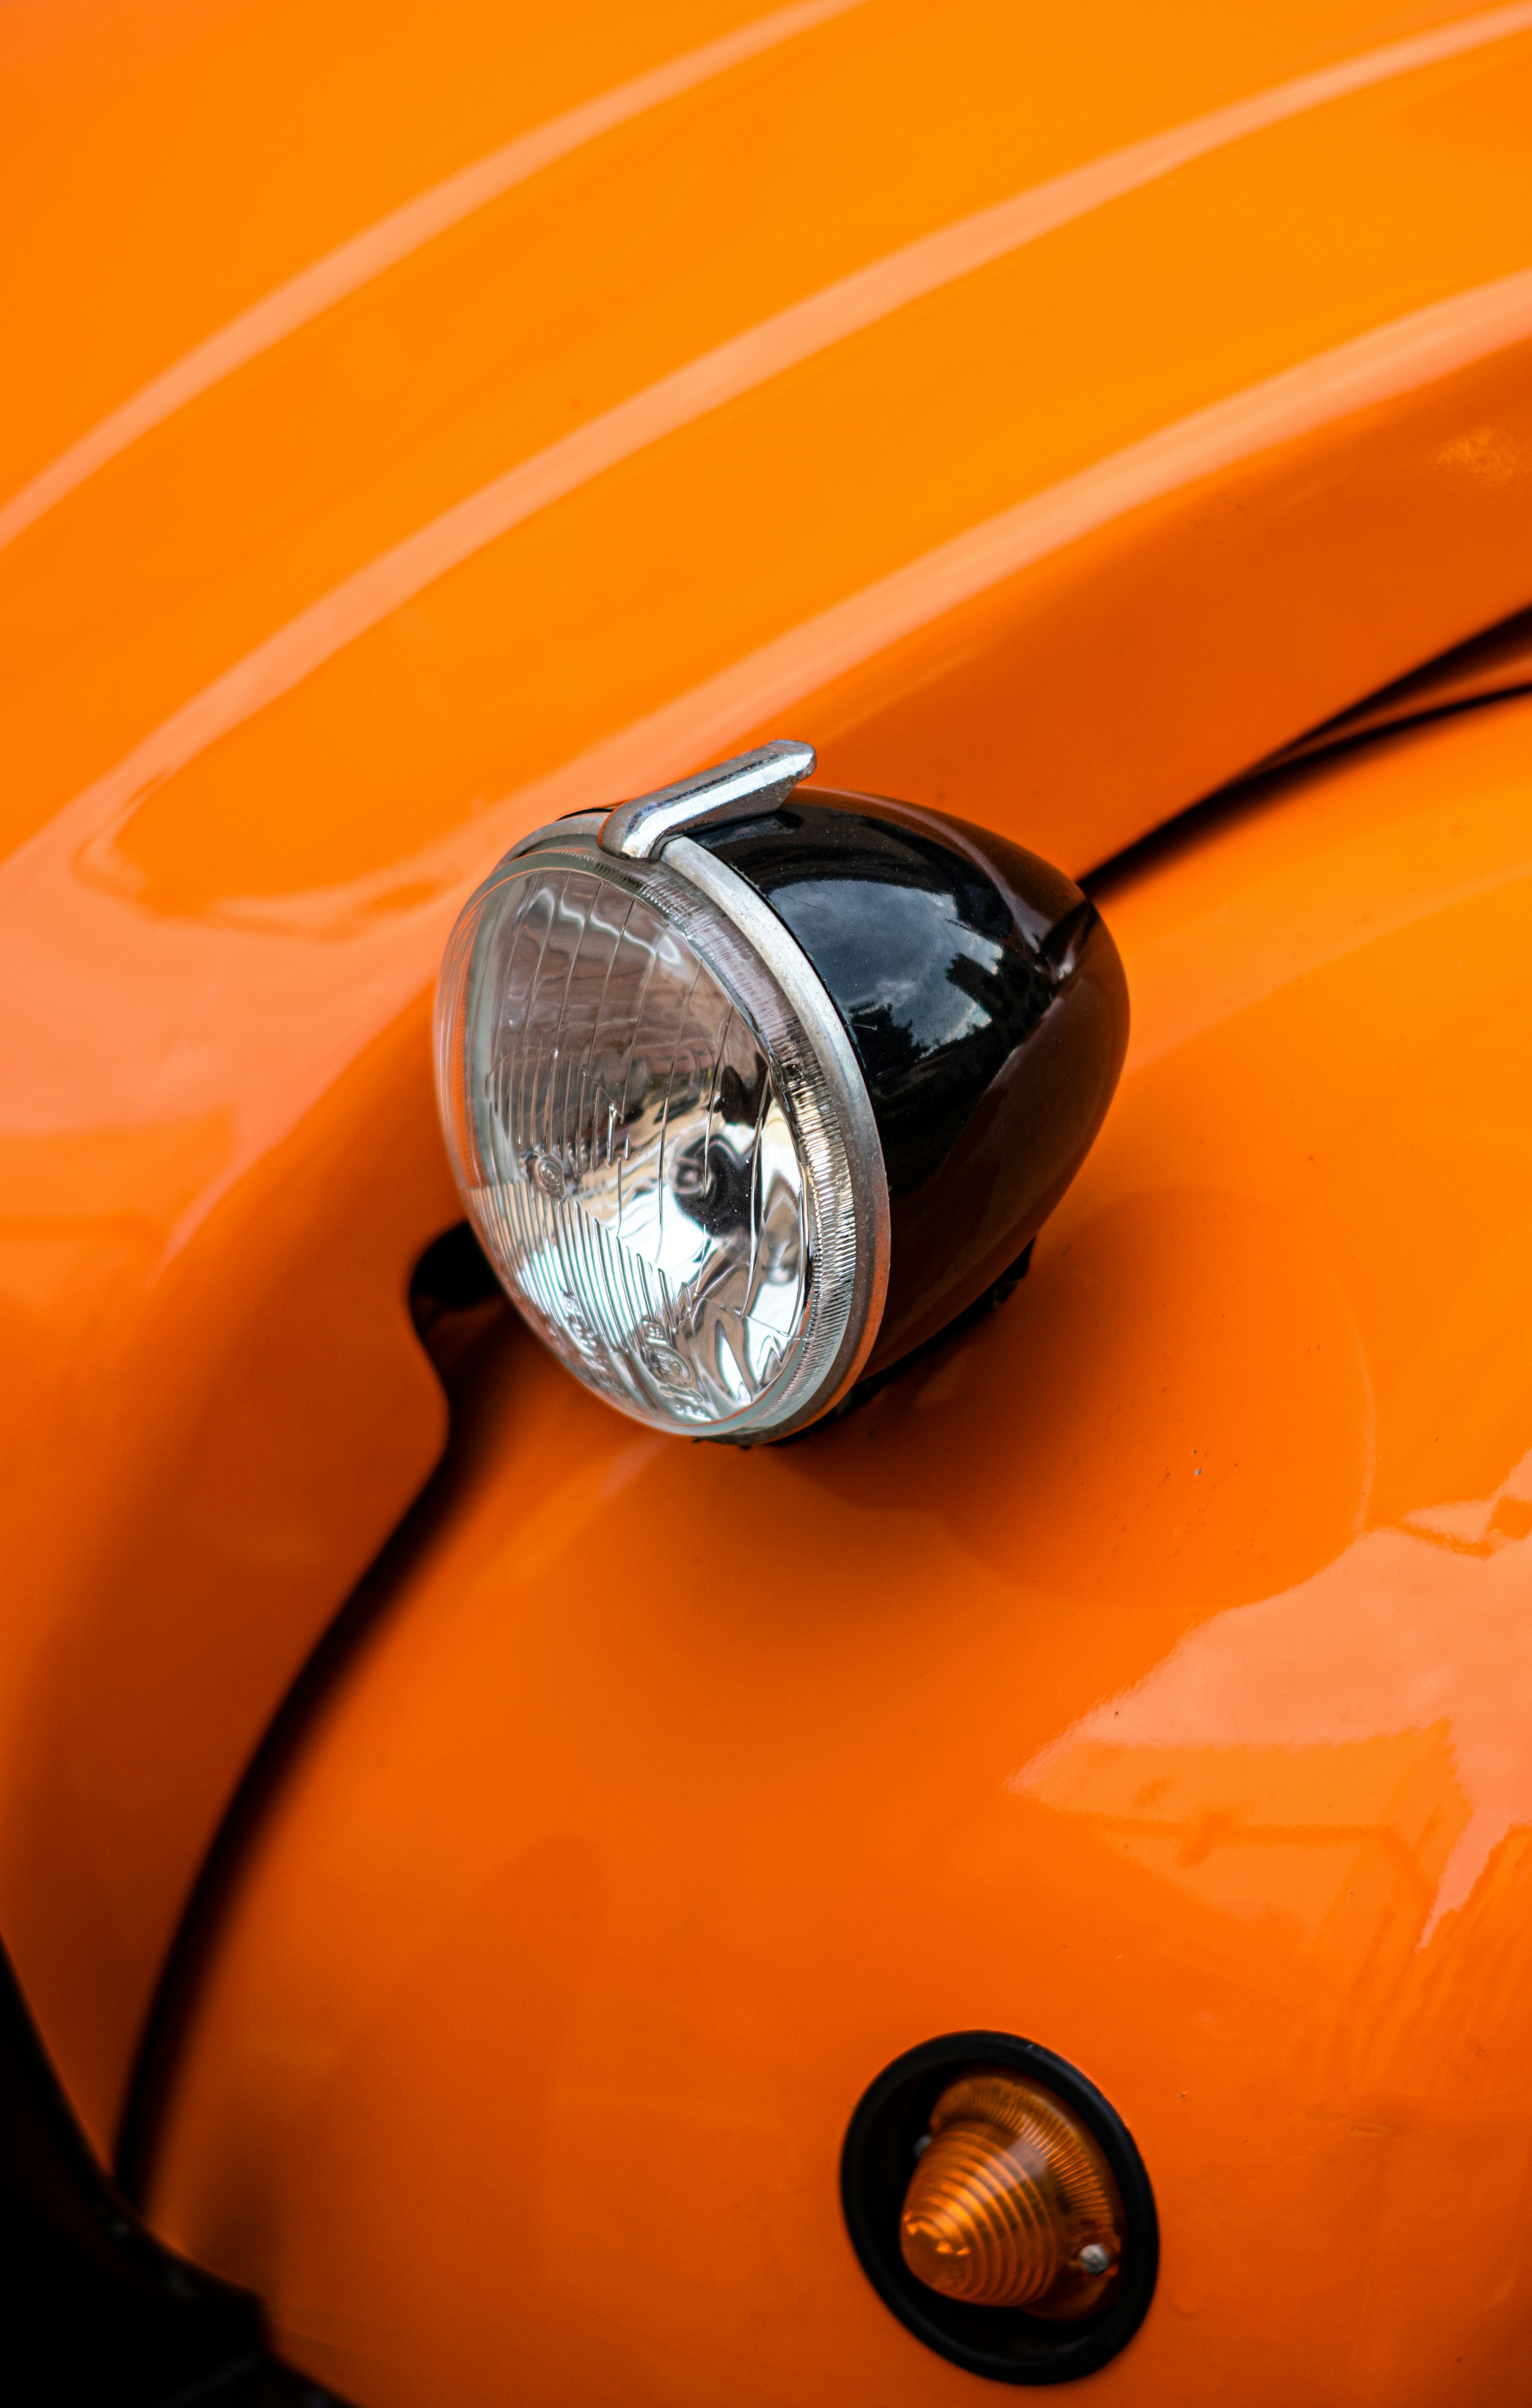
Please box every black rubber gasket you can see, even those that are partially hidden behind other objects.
[840,2031,1158,2386]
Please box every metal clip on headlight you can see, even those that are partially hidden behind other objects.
[434,742,1128,1441]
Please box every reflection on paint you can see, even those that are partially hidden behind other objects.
[0,0,872,553]
[64,269,1532,929]
[5,2,1530,554]
[1013,1499,1532,1961]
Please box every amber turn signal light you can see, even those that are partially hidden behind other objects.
[900,2069,1123,2319]
[842,2032,1157,2382]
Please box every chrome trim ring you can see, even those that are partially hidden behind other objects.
[666,832,890,1430]
[436,824,890,1442]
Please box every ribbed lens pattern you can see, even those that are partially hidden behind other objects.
[463,864,808,1427]
[900,2071,1121,2316]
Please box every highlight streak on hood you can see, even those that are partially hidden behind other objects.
[3,0,1529,557]
[0,0,872,553]
[57,267,1532,925]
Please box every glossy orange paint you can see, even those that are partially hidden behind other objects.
[1271,601,1532,765]
[146,693,1532,2406]
[3,0,1532,2170]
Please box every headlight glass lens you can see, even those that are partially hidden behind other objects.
[435,829,885,1437]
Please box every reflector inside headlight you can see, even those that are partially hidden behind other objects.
[434,787,889,1439]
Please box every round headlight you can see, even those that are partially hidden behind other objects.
[434,741,1127,1441]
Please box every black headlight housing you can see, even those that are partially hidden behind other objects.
[692,786,1128,1378]
[434,743,1127,1439]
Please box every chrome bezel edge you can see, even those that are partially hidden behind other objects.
[437,824,889,1443]
[664,833,890,1437]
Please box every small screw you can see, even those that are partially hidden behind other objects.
[1079,2242,1113,2275]
[530,1151,567,1199]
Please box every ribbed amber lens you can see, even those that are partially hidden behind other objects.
[899,2070,1122,2319]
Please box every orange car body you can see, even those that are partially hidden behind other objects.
[4,2,1532,2400]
